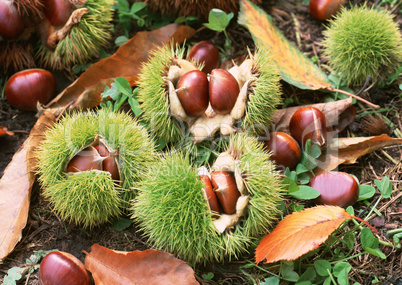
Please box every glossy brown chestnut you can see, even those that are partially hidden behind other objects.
[95,144,120,181]
[264,132,301,170]
[176,70,209,117]
[289,106,327,150]
[199,175,221,218]
[39,251,91,285]
[5,69,56,111]
[310,171,359,208]
[188,41,220,74]
[67,146,104,173]
[209,69,240,115]
[44,0,72,26]
[210,171,240,215]
[0,1,24,39]
[310,0,346,21]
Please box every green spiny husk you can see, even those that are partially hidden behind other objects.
[35,0,114,70]
[36,109,155,228]
[323,4,402,86]
[136,43,192,146]
[132,133,282,264]
[137,43,281,146]
[242,48,281,134]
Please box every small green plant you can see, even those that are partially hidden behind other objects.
[3,250,56,285]
[203,8,234,55]
[323,4,402,86]
[100,77,142,117]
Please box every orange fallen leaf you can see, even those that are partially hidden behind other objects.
[0,111,55,262]
[84,244,198,285]
[0,127,14,136]
[238,0,379,108]
[42,23,195,117]
[255,206,353,264]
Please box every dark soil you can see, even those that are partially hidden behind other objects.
[1,0,401,284]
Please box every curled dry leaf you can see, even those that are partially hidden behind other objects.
[315,134,402,175]
[84,244,198,285]
[0,111,56,262]
[255,206,353,264]
[41,23,195,117]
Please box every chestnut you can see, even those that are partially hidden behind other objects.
[176,70,209,117]
[310,0,346,21]
[188,41,220,74]
[209,69,240,115]
[199,175,221,218]
[210,171,240,215]
[310,171,359,208]
[39,251,91,285]
[264,132,301,170]
[289,106,327,150]
[0,1,24,39]
[94,143,120,181]
[67,146,104,173]
[5,69,56,111]
[43,0,72,26]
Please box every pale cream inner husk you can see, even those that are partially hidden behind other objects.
[198,151,249,233]
[164,58,257,142]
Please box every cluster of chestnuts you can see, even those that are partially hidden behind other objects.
[137,40,281,144]
[0,0,113,73]
[264,106,327,170]
[4,68,56,111]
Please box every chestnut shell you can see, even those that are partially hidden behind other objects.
[209,69,240,115]
[264,132,301,170]
[44,0,72,26]
[5,69,56,111]
[211,171,240,215]
[0,1,24,39]
[176,70,209,117]
[188,41,220,74]
[311,171,359,208]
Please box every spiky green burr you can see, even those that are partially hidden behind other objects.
[36,109,155,228]
[132,133,282,264]
[323,4,402,86]
[136,43,281,145]
[36,0,114,70]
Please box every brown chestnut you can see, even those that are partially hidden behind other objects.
[289,106,327,150]
[0,1,24,39]
[211,171,240,215]
[5,69,56,111]
[44,0,72,27]
[67,146,104,173]
[39,251,91,285]
[209,69,240,115]
[310,0,346,21]
[176,70,209,117]
[264,132,301,170]
[94,143,120,181]
[188,41,220,74]
[310,171,359,208]
[199,175,221,218]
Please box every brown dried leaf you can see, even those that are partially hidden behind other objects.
[42,23,195,117]
[84,244,199,285]
[0,112,56,262]
[315,134,402,175]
